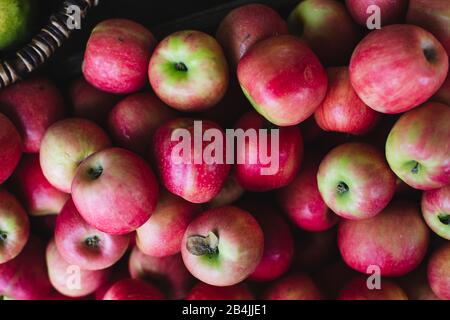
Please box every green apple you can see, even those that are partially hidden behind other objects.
[0,0,35,51]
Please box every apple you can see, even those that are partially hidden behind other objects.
[407,0,450,56]
[108,92,176,156]
[338,201,430,276]
[317,142,396,220]
[83,19,156,94]
[346,0,408,26]
[314,67,380,135]
[398,266,441,300]
[433,75,450,105]
[181,206,263,286]
[72,148,159,235]
[10,155,69,216]
[263,273,323,300]
[186,282,254,300]
[338,276,408,300]
[0,76,65,153]
[288,0,361,66]
[386,102,450,190]
[153,118,230,203]
[237,35,328,126]
[0,189,29,264]
[0,112,22,184]
[216,3,288,68]
[55,199,130,271]
[94,258,130,300]
[422,185,450,240]
[40,118,111,193]
[103,278,165,300]
[129,247,194,300]
[427,243,450,300]
[149,30,228,111]
[350,24,449,114]
[46,239,110,298]
[208,175,245,208]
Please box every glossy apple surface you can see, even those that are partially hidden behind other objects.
[338,276,408,300]
[427,243,450,300]
[103,278,165,300]
[422,185,450,240]
[263,273,323,300]
[346,0,408,26]
[0,112,22,184]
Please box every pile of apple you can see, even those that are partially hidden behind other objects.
[0,0,449,300]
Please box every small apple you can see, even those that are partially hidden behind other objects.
[40,118,111,193]
[346,0,408,26]
[427,243,450,300]
[263,273,323,300]
[350,24,448,114]
[72,148,159,235]
[103,278,165,300]
[181,206,263,286]
[0,112,22,184]
[186,282,254,300]
[433,75,450,105]
[422,185,450,240]
[338,276,408,300]
[207,175,245,208]
[237,35,328,126]
[149,30,229,111]
[83,19,157,94]
[386,102,450,190]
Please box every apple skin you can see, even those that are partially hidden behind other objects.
[153,118,231,204]
[108,92,176,156]
[39,118,111,193]
[427,243,450,300]
[0,189,29,264]
[0,112,22,184]
[346,0,408,26]
[338,276,408,300]
[181,206,264,287]
[208,175,245,208]
[237,35,328,126]
[46,239,110,298]
[350,24,448,114]
[149,30,229,112]
[129,247,195,300]
[216,3,288,68]
[314,67,380,135]
[10,155,69,216]
[407,0,450,56]
[338,201,430,277]
[0,76,65,153]
[186,282,254,300]
[55,199,130,271]
[433,75,450,105]
[317,143,396,220]
[234,111,303,192]
[72,148,159,235]
[103,278,165,300]
[83,19,156,94]
[136,190,200,257]
[263,273,323,300]
[422,185,450,240]
[398,266,440,300]
[288,0,361,66]
[386,102,450,190]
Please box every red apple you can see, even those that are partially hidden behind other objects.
[338,276,408,300]
[55,199,130,271]
[346,0,408,26]
[136,190,200,257]
[422,185,450,240]
[186,282,254,300]
[0,76,65,153]
[72,148,159,235]
[350,24,448,114]
[263,273,323,300]
[10,155,69,216]
[433,75,450,105]
[39,118,111,193]
[338,201,430,276]
[129,247,194,300]
[0,112,22,184]
[83,19,156,94]
[207,175,245,208]
[108,92,175,156]
[153,118,230,204]
[427,243,450,300]
[216,3,288,68]
[181,206,263,286]
[103,278,165,300]
[398,266,441,300]
[238,35,328,126]
[149,30,228,111]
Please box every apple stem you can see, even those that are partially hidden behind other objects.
[84,235,100,249]
[174,62,188,72]
[186,231,219,256]
[336,182,349,194]
[411,162,420,174]
[438,215,450,225]
[87,166,103,180]
[0,230,7,242]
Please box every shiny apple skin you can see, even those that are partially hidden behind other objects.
[103,278,165,300]
[0,112,22,185]
[427,243,450,300]
[346,0,408,26]
[338,276,408,300]
[422,185,450,240]
[263,273,323,300]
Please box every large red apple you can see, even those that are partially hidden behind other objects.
[346,0,408,26]
[0,112,22,184]
[216,3,288,68]
[427,243,450,300]
[55,199,130,270]
[72,148,159,235]
[0,76,65,153]
[422,185,450,240]
[40,118,111,193]
[103,278,165,300]
[263,273,323,300]
[83,19,156,94]
[237,35,328,126]
[338,276,408,300]
[350,24,448,114]
[186,282,254,300]
[181,206,263,286]
[338,201,429,276]
[136,190,200,257]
